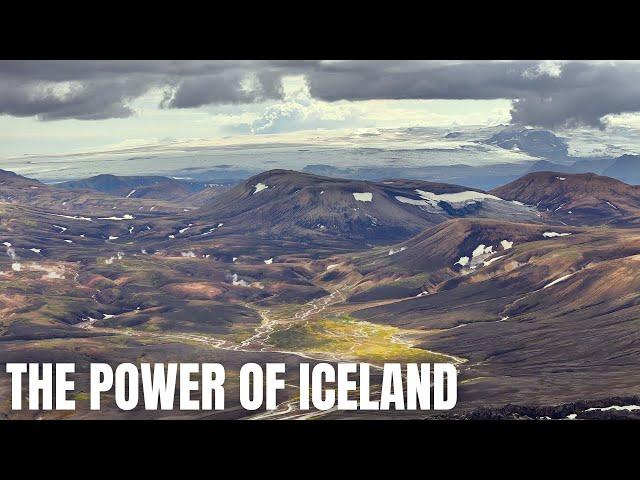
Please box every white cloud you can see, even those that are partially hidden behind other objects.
[522,60,564,79]
[250,77,357,134]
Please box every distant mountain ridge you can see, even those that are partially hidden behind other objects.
[483,127,570,161]
[302,163,532,191]
[481,127,640,185]
[602,154,640,185]
[57,174,229,204]
[0,169,183,215]
[523,155,639,184]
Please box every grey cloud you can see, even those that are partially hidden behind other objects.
[0,60,312,121]
[162,69,285,109]
[2,60,640,128]
[509,62,640,129]
[307,60,640,129]
[304,60,578,102]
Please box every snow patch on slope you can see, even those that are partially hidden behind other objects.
[230,273,249,287]
[543,232,572,238]
[254,183,269,194]
[395,196,430,206]
[483,255,506,266]
[98,214,134,221]
[454,256,470,267]
[586,405,640,413]
[544,273,574,289]
[353,192,373,202]
[500,240,513,250]
[396,188,503,209]
[51,214,93,221]
[416,189,501,204]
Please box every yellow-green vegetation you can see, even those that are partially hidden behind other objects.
[224,325,259,343]
[36,295,89,319]
[266,315,451,364]
[105,333,145,347]
[265,303,306,318]
[72,392,90,401]
[134,317,257,343]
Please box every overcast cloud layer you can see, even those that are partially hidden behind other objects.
[0,60,638,129]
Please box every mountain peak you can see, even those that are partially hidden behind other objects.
[492,171,640,225]
[193,169,538,247]
[0,168,42,186]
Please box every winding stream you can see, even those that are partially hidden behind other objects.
[80,283,457,420]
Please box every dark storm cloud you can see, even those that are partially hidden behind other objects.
[1,60,640,129]
[306,61,542,100]
[161,69,286,108]
[0,76,152,120]
[0,60,311,121]
[307,60,640,129]
[509,62,640,129]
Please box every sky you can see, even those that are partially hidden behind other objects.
[2,60,640,160]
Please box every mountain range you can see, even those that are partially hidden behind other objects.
[57,174,230,205]
[1,166,639,419]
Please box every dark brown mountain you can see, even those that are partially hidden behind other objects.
[491,171,640,225]
[0,168,42,188]
[183,169,539,248]
[182,184,231,206]
[352,218,558,275]
[321,218,574,304]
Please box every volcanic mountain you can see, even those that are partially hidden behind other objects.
[351,218,564,276]
[183,169,539,249]
[491,171,640,226]
[321,218,575,303]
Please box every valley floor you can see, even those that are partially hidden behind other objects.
[0,282,460,419]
